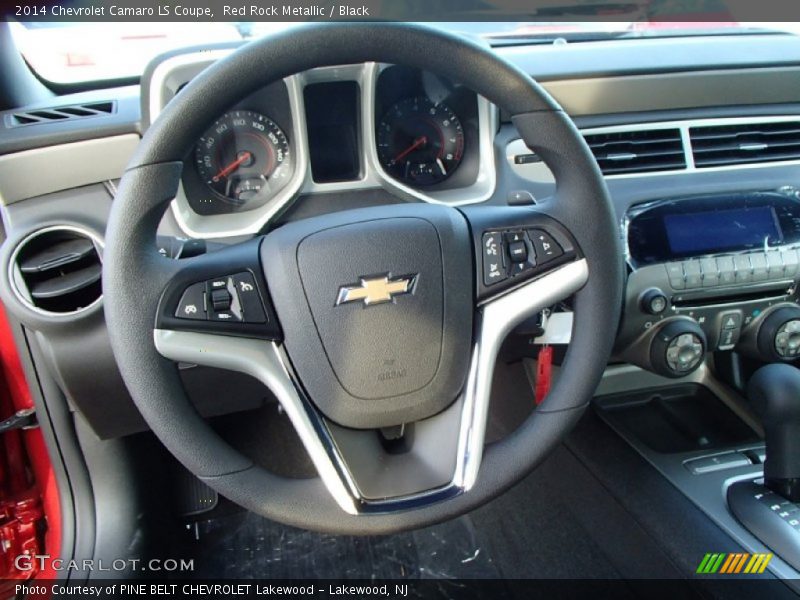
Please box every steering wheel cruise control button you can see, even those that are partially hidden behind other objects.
[482,232,507,286]
[211,288,233,312]
[206,277,242,322]
[232,272,267,323]
[175,282,207,320]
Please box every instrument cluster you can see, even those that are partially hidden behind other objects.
[181,80,295,216]
[373,65,480,191]
[180,65,483,218]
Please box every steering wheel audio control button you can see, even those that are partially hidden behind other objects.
[508,241,527,262]
[175,282,207,320]
[528,229,563,264]
[211,288,233,312]
[482,232,507,286]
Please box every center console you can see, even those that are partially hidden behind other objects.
[617,187,800,377]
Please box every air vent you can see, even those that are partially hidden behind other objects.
[690,121,800,168]
[12,228,103,314]
[7,101,115,127]
[583,128,686,175]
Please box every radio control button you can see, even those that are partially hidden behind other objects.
[683,260,703,289]
[641,288,668,315]
[751,253,769,282]
[782,249,800,277]
[734,255,753,283]
[665,263,685,290]
[700,258,719,287]
[527,229,563,264]
[716,256,736,285]
[767,251,785,279]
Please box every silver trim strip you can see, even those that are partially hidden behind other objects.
[154,258,588,514]
[148,49,232,128]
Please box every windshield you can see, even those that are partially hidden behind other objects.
[9,21,799,85]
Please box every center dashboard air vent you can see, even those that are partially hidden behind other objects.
[690,120,800,168]
[582,128,686,175]
[12,227,103,314]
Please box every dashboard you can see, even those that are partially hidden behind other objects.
[2,32,800,442]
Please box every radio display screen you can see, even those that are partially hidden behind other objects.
[664,206,783,255]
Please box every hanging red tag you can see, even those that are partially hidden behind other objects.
[535,346,553,406]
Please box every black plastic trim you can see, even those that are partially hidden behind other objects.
[155,237,281,340]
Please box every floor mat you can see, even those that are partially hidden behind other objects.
[181,511,500,580]
[167,443,688,585]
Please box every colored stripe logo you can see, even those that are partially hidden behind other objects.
[696,553,772,574]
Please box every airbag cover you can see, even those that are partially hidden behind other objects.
[298,218,442,399]
[261,204,473,429]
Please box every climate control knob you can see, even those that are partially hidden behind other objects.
[757,306,800,362]
[650,320,707,378]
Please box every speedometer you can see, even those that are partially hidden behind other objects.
[195,110,293,209]
[377,97,464,186]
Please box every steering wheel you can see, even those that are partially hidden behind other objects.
[104,23,622,534]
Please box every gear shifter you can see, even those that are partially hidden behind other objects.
[727,363,800,573]
[748,363,800,501]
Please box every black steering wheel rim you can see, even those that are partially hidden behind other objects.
[104,22,623,534]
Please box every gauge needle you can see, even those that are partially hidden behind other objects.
[212,151,252,182]
[393,136,427,164]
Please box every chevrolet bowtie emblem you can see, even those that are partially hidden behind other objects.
[336,274,417,306]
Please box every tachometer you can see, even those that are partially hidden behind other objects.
[195,110,292,209]
[377,97,464,186]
